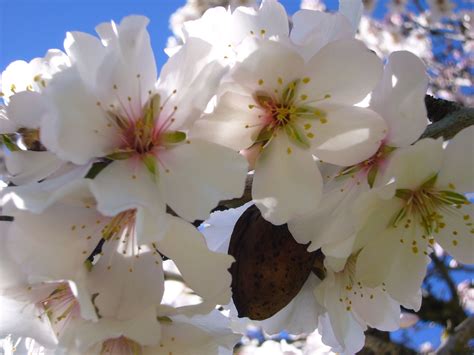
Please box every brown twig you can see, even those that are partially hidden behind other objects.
[436,316,474,354]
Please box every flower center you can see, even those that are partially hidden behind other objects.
[101,91,186,176]
[336,144,396,187]
[39,283,80,335]
[392,175,469,235]
[247,78,330,149]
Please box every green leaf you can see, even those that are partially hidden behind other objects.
[282,79,300,105]
[84,259,93,272]
[157,316,173,324]
[421,174,438,189]
[337,165,362,178]
[254,126,273,143]
[395,189,413,200]
[285,123,310,149]
[106,149,135,160]
[85,161,112,179]
[439,190,469,205]
[367,165,379,188]
[145,94,161,126]
[1,134,20,151]
[390,207,407,228]
[161,130,186,145]
[381,145,397,155]
[143,154,158,177]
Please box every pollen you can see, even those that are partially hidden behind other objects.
[287,147,292,154]
[131,174,137,179]
[277,77,283,85]
[302,77,311,84]
[304,123,312,130]
[448,183,456,189]
[319,117,328,124]
[452,240,458,246]
[300,94,308,100]
[412,246,419,254]
[306,132,314,138]
[258,79,264,86]
[260,29,266,35]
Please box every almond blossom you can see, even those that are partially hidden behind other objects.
[0,51,69,185]
[193,38,386,224]
[2,180,234,313]
[315,253,401,354]
[287,50,429,261]
[355,127,474,308]
[38,15,248,225]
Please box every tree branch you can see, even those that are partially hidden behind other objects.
[421,105,474,140]
[404,292,466,329]
[359,330,417,355]
[436,316,474,355]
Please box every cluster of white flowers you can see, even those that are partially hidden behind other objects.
[0,0,472,354]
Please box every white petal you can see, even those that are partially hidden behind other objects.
[380,138,444,190]
[230,0,289,44]
[433,204,474,264]
[311,104,386,166]
[303,39,382,105]
[370,51,428,147]
[6,91,47,130]
[0,221,28,290]
[253,133,323,225]
[338,0,363,33]
[2,164,91,213]
[5,151,64,185]
[385,247,429,311]
[64,31,106,85]
[95,16,157,107]
[355,198,404,287]
[190,91,262,151]
[87,249,164,320]
[146,310,238,355]
[156,216,234,305]
[160,139,248,222]
[157,38,226,130]
[352,287,400,331]
[201,202,253,254]
[0,296,57,348]
[4,199,102,283]
[231,39,305,93]
[437,126,474,194]
[90,160,166,219]
[41,67,116,164]
[259,274,322,335]
[75,307,161,351]
[291,10,353,60]
[318,301,366,354]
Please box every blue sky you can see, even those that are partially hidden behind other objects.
[0,0,357,71]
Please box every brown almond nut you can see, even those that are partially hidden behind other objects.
[228,204,324,320]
